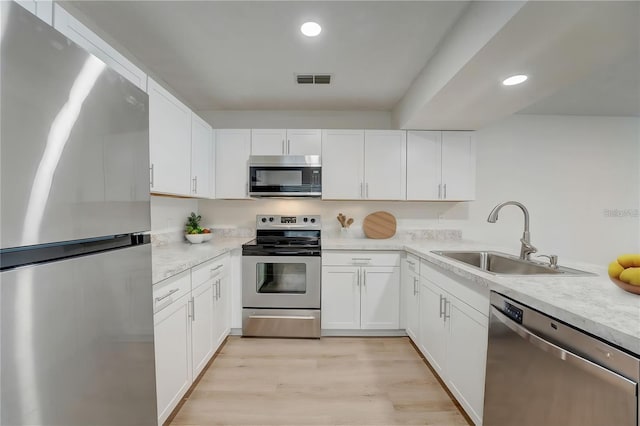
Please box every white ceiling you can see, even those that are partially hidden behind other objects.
[66,1,469,111]
[66,1,639,129]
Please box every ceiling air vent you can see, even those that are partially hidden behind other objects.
[296,74,331,85]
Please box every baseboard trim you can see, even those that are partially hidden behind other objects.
[321,329,407,337]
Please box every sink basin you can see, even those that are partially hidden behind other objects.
[431,251,594,276]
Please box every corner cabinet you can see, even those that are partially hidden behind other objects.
[148,78,191,196]
[322,130,406,200]
[215,129,251,199]
[416,259,489,425]
[406,131,476,201]
[321,252,401,331]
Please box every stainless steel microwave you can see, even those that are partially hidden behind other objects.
[248,155,321,198]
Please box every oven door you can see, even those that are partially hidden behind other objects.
[248,166,321,197]
[242,255,320,309]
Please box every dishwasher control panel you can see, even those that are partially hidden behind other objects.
[503,302,523,324]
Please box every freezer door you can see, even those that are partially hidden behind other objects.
[0,2,150,249]
[0,244,157,426]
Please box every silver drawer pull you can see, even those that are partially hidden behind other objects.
[155,288,179,302]
[249,315,315,320]
[210,264,224,274]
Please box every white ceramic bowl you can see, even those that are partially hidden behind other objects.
[202,233,213,242]
[185,234,204,244]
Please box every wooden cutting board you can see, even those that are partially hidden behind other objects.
[363,211,397,239]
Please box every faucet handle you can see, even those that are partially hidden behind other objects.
[537,254,558,268]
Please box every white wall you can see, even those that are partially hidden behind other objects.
[197,199,456,235]
[443,114,639,265]
[198,110,392,130]
[150,195,198,232]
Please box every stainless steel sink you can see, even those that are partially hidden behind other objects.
[431,251,595,276]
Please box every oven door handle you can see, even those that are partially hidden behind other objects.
[491,307,637,394]
[272,251,308,255]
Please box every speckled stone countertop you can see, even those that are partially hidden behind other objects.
[151,237,251,284]
[152,233,639,354]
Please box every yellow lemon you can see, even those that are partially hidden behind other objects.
[617,254,640,268]
[619,267,640,286]
[608,261,625,279]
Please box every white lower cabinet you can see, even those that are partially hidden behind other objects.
[401,254,420,342]
[321,251,401,331]
[413,260,489,426]
[153,253,230,425]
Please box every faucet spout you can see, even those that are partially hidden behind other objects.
[487,201,536,260]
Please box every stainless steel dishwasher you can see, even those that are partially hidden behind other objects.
[484,291,639,426]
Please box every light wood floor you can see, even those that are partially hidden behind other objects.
[170,337,471,426]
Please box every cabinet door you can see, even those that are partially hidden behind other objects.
[148,78,191,196]
[406,131,442,200]
[286,129,321,155]
[361,267,400,329]
[441,131,476,201]
[446,299,488,425]
[213,273,230,351]
[190,114,213,198]
[363,130,406,200]
[191,282,214,378]
[215,129,251,199]
[251,129,286,155]
[321,130,364,200]
[418,278,447,375]
[154,294,192,425]
[321,266,360,329]
[53,5,146,91]
[403,270,420,342]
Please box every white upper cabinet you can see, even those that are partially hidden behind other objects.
[250,129,287,155]
[286,129,322,155]
[323,130,405,200]
[406,131,476,201]
[363,130,406,200]
[148,78,191,196]
[322,130,365,199]
[190,114,213,198]
[215,129,251,199]
[441,131,476,201]
[53,4,147,92]
[251,129,321,155]
[16,0,52,24]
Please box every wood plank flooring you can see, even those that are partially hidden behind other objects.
[170,337,471,426]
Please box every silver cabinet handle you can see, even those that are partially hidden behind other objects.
[363,270,366,287]
[366,183,369,198]
[192,176,197,193]
[189,297,195,321]
[360,182,364,198]
[150,164,154,188]
[491,307,636,394]
[439,294,445,318]
[444,299,451,321]
[438,183,441,199]
[155,288,179,302]
[356,269,360,287]
[210,264,224,276]
[246,182,249,197]
[282,139,285,154]
[250,315,315,320]
[352,258,371,261]
[287,139,291,154]
[443,183,447,199]
[407,260,415,266]
[413,277,418,296]
[217,279,221,300]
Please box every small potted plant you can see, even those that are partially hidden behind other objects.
[185,212,212,243]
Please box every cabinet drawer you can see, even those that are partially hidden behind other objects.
[404,253,420,275]
[322,251,401,267]
[152,270,191,313]
[191,254,229,289]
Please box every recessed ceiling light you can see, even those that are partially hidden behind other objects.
[301,22,322,37]
[502,74,528,86]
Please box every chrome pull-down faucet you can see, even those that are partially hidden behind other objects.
[487,201,537,260]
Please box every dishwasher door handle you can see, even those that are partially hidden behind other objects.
[491,307,637,394]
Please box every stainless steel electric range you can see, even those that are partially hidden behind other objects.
[242,215,321,338]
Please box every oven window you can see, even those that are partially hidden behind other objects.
[254,170,302,187]
[256,263,307,294]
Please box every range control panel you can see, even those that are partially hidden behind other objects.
[503,302,524,324]
[256,215,321,229]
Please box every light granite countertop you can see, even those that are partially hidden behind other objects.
[151,237,251,284]
[152,234,640,355]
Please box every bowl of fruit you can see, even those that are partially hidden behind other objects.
[608,254,640,295]
[185,212,212,244]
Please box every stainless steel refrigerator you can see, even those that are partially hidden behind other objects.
[0,3,157,425]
